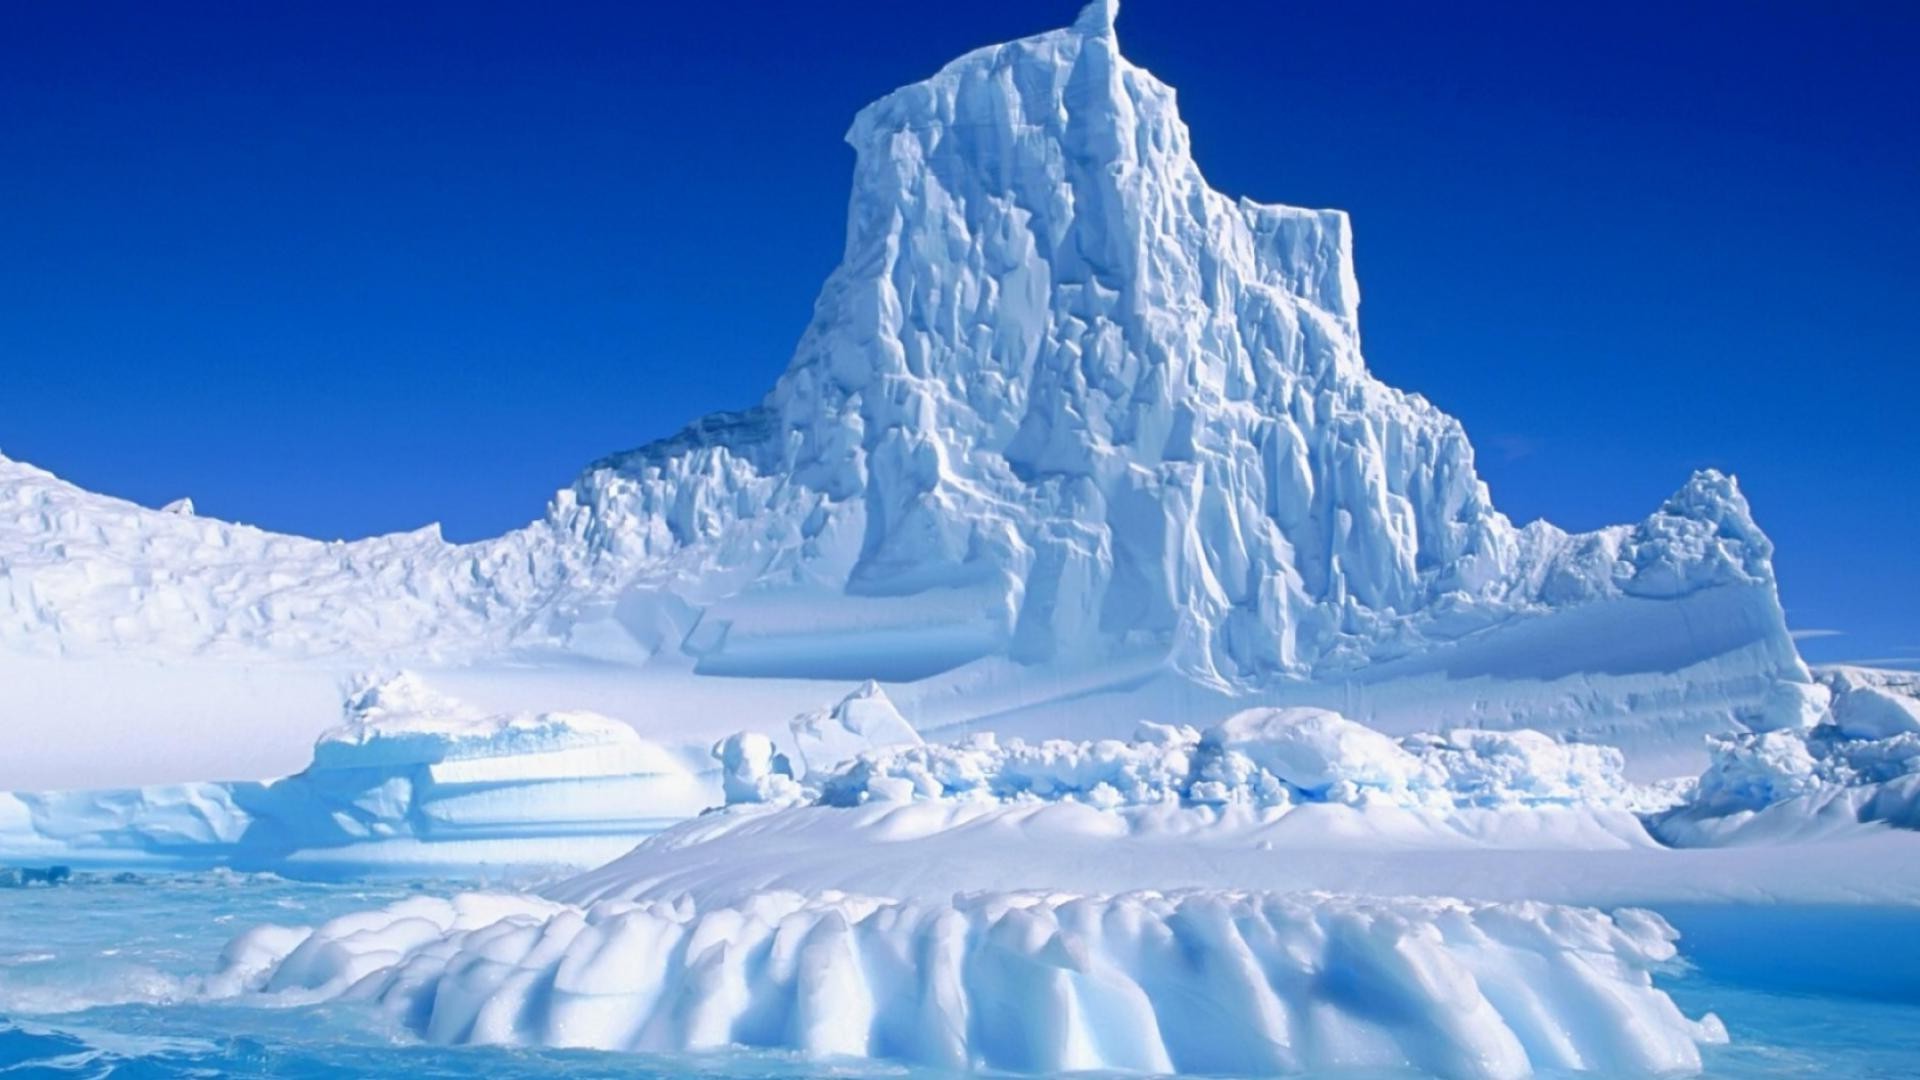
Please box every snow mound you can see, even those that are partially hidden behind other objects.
[787,681,920,777]
[0,674,709,872]
[1823,665,1920,740]
[712,732,800,807]
[212,887,1722,1079]
[0,0,1816,774]
[803,705,1641,813]
[314,671,651,770]
[1653,667,1920,844]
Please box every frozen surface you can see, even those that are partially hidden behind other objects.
[191,701,1920,1073]
[0,674,709,873]
[4,875,1918,1079]
[1,2,1912,1074]
[805,707,1649,814]
[214,887,1722,1079]
[0,0,1818,789]
[787,680,920,778]
[1651,666,1920,844]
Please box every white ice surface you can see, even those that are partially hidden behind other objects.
[214,887,1724,1079]
[201,696,1916,1074]
[0,673,709,872]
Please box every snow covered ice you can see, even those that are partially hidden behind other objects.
[0,673,708,873]
[2,1,1917,1077]
[212,888,1724,1079]
[0,0,1819,789]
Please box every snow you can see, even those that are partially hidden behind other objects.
[0,673,708,872]
[786,680,920,777]
[712,732,799,806]
[0,0,1820,791]
[5,1,1911,1073]
[1650,667,1920,844]
[800,706,1647,815]
[1823,665,1920,739]
[212,887,1723,1079]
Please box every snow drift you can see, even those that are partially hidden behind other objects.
[0,0,1818,788]
[213,886,1723,1079]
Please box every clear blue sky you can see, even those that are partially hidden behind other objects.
[1,1,1914,665]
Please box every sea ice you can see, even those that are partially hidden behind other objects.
[213,887,1724,1079]
[0,673,707,872]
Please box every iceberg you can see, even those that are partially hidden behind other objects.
[212,886,1724,1080]
[0,0,1817,793]
[5,2,1916,1076]
[1651,665,1920,844]
[0,673,708,873]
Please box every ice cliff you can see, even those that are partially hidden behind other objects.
[0,0,1815,763]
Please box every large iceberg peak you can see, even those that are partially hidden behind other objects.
[1621,469,1777,598]
[1074,0,1120,37]
[0,4,1813,758]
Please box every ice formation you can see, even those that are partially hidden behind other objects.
[787,680,921,777]
[214,887,1723,1079]
[803,706,1644,813]
[1652,666,1920,844]
[0,0,1819,787]
[0,673,707,872]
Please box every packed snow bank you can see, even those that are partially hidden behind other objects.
[1652,667,1920,844]
[793,706,1650,814]
[0,674,708,873]
[213,887,1722,1079]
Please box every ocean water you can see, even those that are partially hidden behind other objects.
[0,872,1917,1078]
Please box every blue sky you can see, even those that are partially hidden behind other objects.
[1,1,1915,665]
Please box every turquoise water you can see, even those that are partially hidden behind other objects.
[1,873,1917,1078]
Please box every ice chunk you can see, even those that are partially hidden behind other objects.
[795,705,1642,815]
[787,681,920,777]
[1827,670,1920,740]
[1654,668,1920,844]
[0,0,1814,788]
[213,886,1722,1079]
[1200,706,1430,801]
[714,732,799,806]
[0,673,710,873]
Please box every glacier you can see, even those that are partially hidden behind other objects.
[0,0,1817,797]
